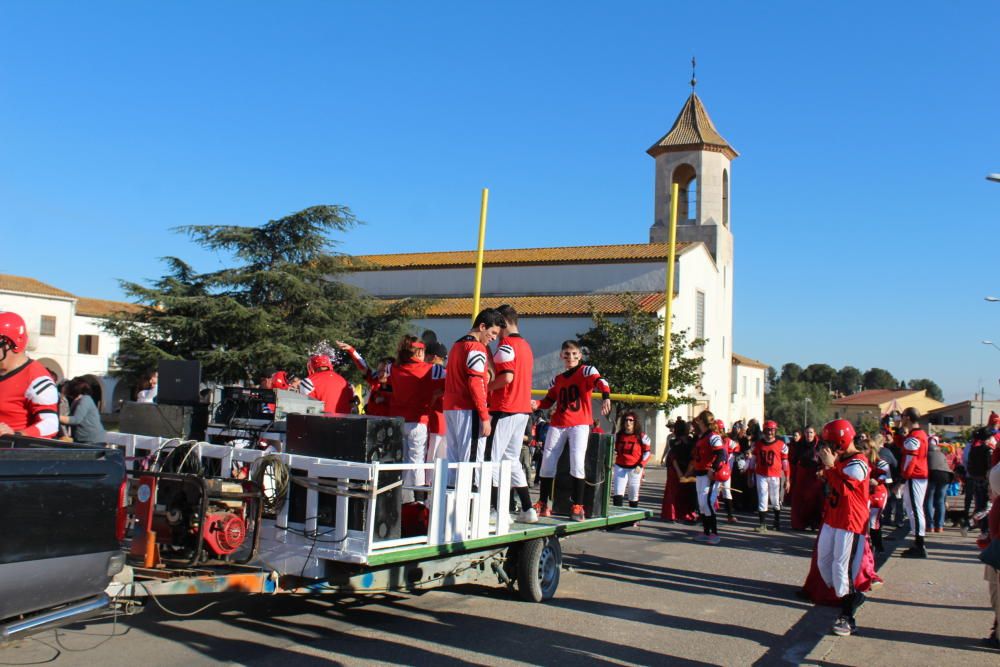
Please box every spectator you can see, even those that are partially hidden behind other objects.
[136,371,158,403]
[59,377,106,444]
[982,463,1000,649]
[925,435,953,533]
[790,426,825,530]
[964,427,995,538]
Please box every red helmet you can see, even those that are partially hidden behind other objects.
[714,462,732,482]
[821,419,856,451]
[764,420,778,431]
[870,484,888,510]
[271,371,289,390]
[0,311,28,355]
[715,419,725,432]
[308,354,332,374]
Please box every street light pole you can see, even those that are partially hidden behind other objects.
[988,174,1000,183]
[803,397,812,430]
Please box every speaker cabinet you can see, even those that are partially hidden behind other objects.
[285,414,404,541]
[552,432,611,518]
[119,401,208,441]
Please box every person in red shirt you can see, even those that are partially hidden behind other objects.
[443,309,506,480]
[814,419,870,637]
[387,336,446,501]
[750,420,790,532]
[533,340,612,521]
[716,419,739,523]
[982,464,1000,649]
[299,353,354,415]
[424,342,448,474]
[899,407,930,558]
[485,305,537,523]
[336,341,393,417]
[611,411,651,509]
[684,409,727,544]
[0,311,59,438]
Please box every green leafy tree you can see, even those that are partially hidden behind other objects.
[766,366,779,392]
[907,378,944,402]
[105,205,426,386]
[780,363,803,383]
[764,380,831,432]
[802,363,837,390]
[577,297,705,419]
[836,366,863,396]
[863,367,898,390]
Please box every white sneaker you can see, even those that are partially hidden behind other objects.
[515,508,539,524]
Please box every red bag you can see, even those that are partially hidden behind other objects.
[714,461,732,482]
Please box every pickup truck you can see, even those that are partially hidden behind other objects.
[0,435,127,641]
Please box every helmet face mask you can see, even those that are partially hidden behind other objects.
[0,312,28,362]
[821,419,856,452]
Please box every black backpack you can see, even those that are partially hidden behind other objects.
[967,441,992,478]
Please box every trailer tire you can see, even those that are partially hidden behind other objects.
[517,537,561,602]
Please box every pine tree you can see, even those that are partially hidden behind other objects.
[105,205,425,386]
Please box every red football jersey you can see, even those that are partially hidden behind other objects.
[443,336,490,420]
[0,359,59,438]
[752,439,789,477]
[364,382,392,417]
[389,360,445,424]
[901,428,929,480]
[301,370,354,414]
[538,364,611,428]
[823,453,871,533]
[488,334,533,414]
[614,431,651,467]
[692,432,725,472]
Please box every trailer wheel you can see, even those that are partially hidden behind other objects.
[517,537,561,602]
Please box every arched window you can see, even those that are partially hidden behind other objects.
[672,164,697,222]
[722,168,730,227]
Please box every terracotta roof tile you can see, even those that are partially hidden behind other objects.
[414,292,667,318]
[354,242,690,270]
[832,389,921,406]
[0,274,76,299]
[731,353,768,369]
[75,297,143,319]
[647,93,738,159]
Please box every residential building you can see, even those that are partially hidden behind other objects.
[831,388,946,426]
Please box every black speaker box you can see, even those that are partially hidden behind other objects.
[552,432,611,518]
[119,401,208,441]
[285,414,404,541]
[157,360,202,406]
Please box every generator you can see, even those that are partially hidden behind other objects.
[128,472,263,567]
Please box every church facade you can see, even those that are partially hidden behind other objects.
[345,91,765,454]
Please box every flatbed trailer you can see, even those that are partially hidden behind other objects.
[105,431,648,603]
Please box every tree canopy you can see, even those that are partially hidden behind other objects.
[577,297,705,418]
[105,205,425,386]
[907,378,944,402]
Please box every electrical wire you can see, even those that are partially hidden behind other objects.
[135,582,220,618]
[250,454,289,514]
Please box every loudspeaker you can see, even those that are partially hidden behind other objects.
[157,360,202,406]
[552,432,611,518]
[119,401,209,441]
[285,414,404,541]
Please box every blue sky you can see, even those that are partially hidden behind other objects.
[1,2,998,402]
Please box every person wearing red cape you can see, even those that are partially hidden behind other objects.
[661,420,697,522]
[797,419,880,637]
[790,426,825,530]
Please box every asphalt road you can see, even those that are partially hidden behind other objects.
[3,467,994,666]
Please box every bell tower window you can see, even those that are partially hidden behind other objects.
[672,164,698,223]
[722,168,730,227]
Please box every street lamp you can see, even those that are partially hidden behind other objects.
[803,397,812,429]
[986,297,1000,302]
[988,174,1000,183]
[983,340,1000,352]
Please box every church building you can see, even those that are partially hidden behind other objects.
[345,90,766,454]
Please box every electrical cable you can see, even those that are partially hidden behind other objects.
[250,454,289,514]
[135,582,220,618]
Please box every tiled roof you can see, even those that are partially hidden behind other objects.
[0,274,76,299]
[832,389,921,406]
[354,242,690,270]
[76,297,143,318]
[732,353,768,370]
[647,93,738,159]
[416,292,667,318]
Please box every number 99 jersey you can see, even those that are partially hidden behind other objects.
[539,364,611,428]
[823,453,871,534]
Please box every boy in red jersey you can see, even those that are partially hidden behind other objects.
[0,311,59,438]
[443,309,506,481]
[685,410,727,544]
[533,340,612,521]
[899,407,930,558]
[815,419,870,637]
[611,411,651,508]
[486,305,538,523]
[299,353,354,414]
[336,341,393,417]
[716,419,739,523]
[750,420,790,532]
[424,342,449,472]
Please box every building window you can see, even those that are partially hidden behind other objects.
[695,290,705,340]
[40,315,56,337]
[672,164,698,223]
[722,168,730,227]
[756,378,761,398]
[78,335,99,355]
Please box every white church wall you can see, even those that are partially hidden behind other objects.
[344,261,672,298]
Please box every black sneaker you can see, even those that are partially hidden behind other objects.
[832,615,853,636]
[849,617,857,634]
[900,546,928,559]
